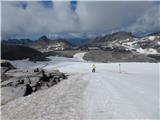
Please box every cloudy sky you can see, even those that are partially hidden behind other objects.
[1,0,160,39]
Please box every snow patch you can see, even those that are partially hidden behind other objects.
[148,36,155,41]
[136,48,158,54]
[73,52,86,61]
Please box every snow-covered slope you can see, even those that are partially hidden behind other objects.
[88,32,160,55]
[2,57,159,119]
[104,36,160,55]
[73,52,86,61]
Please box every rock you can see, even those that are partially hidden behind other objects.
[1,68,68,105]
[1,72,13,83]
[24,84,33,96]
[34,68,40,72]
[1,60,16,73]
[147,54,160,61]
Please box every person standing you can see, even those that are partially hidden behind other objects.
[92,64,96,72]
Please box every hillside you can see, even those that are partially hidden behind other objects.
[1,32,160,62]
[83,50,157,62]
[1,44,47,61]
[1,39,33,45]
[28,36,73,52]
[86,32,134,46]
[2,35,73,52]
[86,32,160,55]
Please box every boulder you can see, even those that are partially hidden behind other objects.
[1,68,68,105]
[1,60,16,73]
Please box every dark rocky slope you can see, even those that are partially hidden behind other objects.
[83,50,157,62]
[1,44,47,61]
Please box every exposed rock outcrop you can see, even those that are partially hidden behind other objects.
[1,44,47,61]
[83,50,158,63]
[1,60,16,82]
[1,60,16,73]
[1,68,68,105]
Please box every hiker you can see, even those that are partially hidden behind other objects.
[24,84,33,96]
[92,64,96,72]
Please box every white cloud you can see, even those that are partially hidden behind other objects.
[127,4,160,35]
[2,1,79,39]
[76,1,155,32]
[1,1,159,39]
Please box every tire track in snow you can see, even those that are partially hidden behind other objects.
[80,68,158,119]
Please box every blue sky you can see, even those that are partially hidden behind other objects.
[1,1,160,39]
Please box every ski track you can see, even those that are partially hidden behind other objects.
[56,62,159,119]
[2,56,159,120]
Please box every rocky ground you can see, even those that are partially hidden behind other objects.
[1,60,67,105]
[83,50,159,63]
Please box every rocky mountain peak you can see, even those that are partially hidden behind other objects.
[38,35,49,40]
[103,31,134,41]
[36,35,51,45]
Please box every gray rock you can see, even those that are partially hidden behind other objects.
[1,68,68,105]
[1,60,16,74]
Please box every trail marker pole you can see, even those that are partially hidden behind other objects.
[119,64,121,73]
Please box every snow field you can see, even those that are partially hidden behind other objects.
[2,55,159,119]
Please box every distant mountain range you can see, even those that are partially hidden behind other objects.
[2,35,73,52]
[2,38,33,45]
[28,35,73,52]
[2,31,160,54]
[84,31,160,55]
[1,31,160,62]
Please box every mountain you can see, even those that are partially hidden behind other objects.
[36,35,50,45]
[1,44,47,61]
[2,35,73,52]
[86,32,134,46]
[146,32,160,37]
[47,32,98,46]
[66,38,89,46]
[85,31,160,55]
[1,39,33,45]
[28,35,73,52]
[2,32,160,54]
